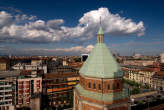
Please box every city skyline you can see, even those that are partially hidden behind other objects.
[0,0,164,56]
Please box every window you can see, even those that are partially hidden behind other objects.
[107,84,110,90]
[88,82,91,88]
[117,83,120,89]
[93,83,96,89]
[112,84,115,90]
[98,84,101,90]
[56,79,59,83]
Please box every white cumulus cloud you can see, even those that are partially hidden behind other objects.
[0,11,13,28]
[78,7,145,37]
[0,8,145,43]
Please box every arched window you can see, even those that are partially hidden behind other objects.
[117,83,120,89]
[88,82,91,88]
[98,84,101,90]
[107,84,110,90]
[93,83,96,89]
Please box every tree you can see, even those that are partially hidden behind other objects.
[131,88,140,95]
[74,58,81,62]
[144,84,150,89]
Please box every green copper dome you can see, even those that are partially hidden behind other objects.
[79,26,123,78]
[79,43,123,78]
[97,26,104,35]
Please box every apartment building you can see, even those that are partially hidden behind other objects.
[122,66,155,86]
[0,58,10,71]
[12,63,47,74]
[151,72,164,91]
[43,71,79,108]
[0,71,20,110]
[17,76,42,109]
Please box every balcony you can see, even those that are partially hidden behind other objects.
[0,94,12,97]
[0,99,12,102]
[0,89,12,92]
[0,85,12,88]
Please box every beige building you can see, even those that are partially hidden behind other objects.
[31,59,43,65]
[123,66,164,91]
[123,67,155,86]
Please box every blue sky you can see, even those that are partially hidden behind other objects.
[0,0,164,56]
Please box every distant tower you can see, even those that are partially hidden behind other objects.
[73,25,130,110]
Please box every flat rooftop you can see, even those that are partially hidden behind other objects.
[0,70,20,78]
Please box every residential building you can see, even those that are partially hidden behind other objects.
[0,71,20,110]
[63,57,68,66]
[17,76,42,109]
[12,63,47,74]
[31,59,44,65]
[122,66,155,86]
[122,64,164,92]
[160,63,164,71]
[160,53,164,63]
[151,72,164,91]
[74,26,130,110]
[48,64,78,73]
[42,71,79,108]
[0,58,10,71]
[68,62,83,70]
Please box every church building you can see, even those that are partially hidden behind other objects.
[73,25,130,110]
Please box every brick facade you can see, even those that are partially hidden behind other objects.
[74,92,79,110]
[74,75,130,110]
[80,75,123,93]
[82,103,101,110]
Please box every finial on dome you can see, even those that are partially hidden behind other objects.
[97,16,104,43]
